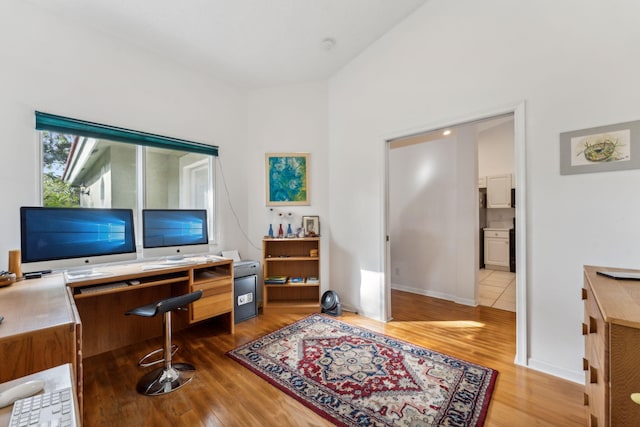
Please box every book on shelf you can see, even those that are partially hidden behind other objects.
[264,275,288,284]
[306,276,319,284]
[289,276,305,283]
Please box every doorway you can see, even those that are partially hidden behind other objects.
[477,116,516,311]
[384,103,527,365]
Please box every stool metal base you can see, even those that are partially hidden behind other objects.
[136,363,196,396]
[138,344,179,368]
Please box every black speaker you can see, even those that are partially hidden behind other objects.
[321,290,342,316]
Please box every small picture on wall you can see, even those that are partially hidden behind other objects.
[302,215,319,237]
[570,129,630,166]
[560,119,640,175]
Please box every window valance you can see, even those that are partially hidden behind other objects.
[35,111,218,156]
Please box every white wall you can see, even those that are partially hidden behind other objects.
[329,0,640,382]
[478,119,514,180]
[6,0,640,386]
[246,83,330,299]
[389,125,477,305]
[0,1,248,262]
[390,138,459,296]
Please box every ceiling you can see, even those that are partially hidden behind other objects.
[27,0,427,89]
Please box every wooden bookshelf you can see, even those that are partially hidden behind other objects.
[262,238,320,314]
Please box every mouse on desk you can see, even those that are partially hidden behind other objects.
[0,380,45,408]
[127,280,140,286]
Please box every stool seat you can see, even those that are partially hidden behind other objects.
[125,290,203,396]
[126,290,203,318]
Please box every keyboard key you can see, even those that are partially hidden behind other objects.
[8,387,77,427]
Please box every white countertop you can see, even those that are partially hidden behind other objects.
[484,220,513,231]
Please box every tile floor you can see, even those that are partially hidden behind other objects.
[479,268,516,312]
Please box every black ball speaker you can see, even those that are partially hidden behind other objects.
[321,290,342,316]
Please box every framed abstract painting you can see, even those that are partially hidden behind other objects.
[265,153,309,206]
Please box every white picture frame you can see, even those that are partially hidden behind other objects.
[302,215,319,236]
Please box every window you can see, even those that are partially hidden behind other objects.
[37,112,218,245]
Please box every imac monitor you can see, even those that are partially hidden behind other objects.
[142,209,209,258]
[20,207,137,273]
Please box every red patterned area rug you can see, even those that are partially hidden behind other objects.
[227,314,498,426]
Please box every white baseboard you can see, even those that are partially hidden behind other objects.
[391,284,476,307]
[526,358,584,384]
[340,303,360,315]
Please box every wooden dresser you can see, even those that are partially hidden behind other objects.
[582,265,640,426]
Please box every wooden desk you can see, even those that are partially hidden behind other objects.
[66,257,234,357]
[1,256,233,424]
[0,364,81,426]
[0,275,81,385]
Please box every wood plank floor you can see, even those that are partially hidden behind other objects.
[82,290,586,426]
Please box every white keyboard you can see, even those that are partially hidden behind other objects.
[78,282,129,294]
[141,260,196,271]
[65,270,110,283]
[9,387,77,427]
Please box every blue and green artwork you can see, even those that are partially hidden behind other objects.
[267,154,308,204]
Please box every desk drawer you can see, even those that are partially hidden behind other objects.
[191,292,232,322]
[194,279,231,296]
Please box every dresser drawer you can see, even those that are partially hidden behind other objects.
[585,375,606,427]
[583,281,608,426]
[583,288,607,381]
[584,336,606,425]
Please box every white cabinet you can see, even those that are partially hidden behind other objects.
[486,174,512,208]
[484,229,510,268]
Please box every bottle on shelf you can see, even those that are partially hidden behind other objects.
[287,223,293,237]
[268,224,274,238]
[278,224,284,238]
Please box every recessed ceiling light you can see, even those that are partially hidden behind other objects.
[322,38,336,51]
[443,130,451,136]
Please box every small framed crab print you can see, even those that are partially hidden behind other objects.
[560,119,640,175]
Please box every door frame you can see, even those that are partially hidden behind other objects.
[382,101,528,366]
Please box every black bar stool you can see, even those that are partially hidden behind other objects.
[125,289,203,396]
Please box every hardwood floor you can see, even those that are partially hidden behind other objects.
[82,290,586,426]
